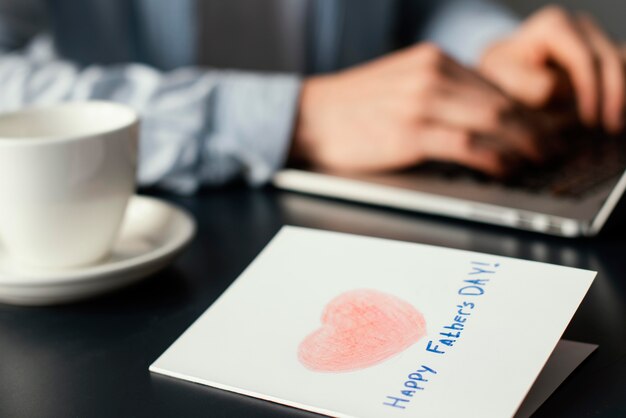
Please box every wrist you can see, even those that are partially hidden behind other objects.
[289,75,328,166]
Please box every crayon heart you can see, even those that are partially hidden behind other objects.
[298,289,426,372]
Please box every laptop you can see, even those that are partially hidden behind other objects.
[273,133,626,237]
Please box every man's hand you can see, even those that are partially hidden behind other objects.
[292,44,549,176]
[480,6,625,133]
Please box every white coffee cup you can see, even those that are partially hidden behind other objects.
[0,101,139,269]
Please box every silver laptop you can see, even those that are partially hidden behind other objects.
[273,134,626,237]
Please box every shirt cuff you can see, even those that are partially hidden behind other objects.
[420,0,520,66]
[210,72,302,186]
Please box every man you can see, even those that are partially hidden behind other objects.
[0,0,623,193]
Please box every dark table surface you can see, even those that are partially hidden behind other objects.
[2,186,626,418]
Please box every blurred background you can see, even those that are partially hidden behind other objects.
[502,0,625,39]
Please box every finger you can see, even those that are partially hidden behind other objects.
[415,125,509,176]
[527,8,599,125]
[459,51,559,107]
[482,60,559,107]
[422,89,544,162]
[441,59,568,140]
[406,54,549,162]
[577,13,625,133]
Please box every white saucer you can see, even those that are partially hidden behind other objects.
[0,195,196,306]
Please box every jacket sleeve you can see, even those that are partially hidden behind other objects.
[0,3,301,194]
[419,0,519,65]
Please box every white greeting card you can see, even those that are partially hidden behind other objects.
[150,226,596,418]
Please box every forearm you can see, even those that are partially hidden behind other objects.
[0,36,301,193]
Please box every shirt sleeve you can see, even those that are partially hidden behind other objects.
[0,34,301,194]
[419,0,520,66]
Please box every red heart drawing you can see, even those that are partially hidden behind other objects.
[298,289,426,372]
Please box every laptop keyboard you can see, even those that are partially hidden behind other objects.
[504,137,626,197]
[415,135,626,199]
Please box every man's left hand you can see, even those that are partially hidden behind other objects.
[480,6,625,134]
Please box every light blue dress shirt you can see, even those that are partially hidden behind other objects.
[0,0,517,193]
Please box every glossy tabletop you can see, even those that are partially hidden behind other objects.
[1,187,625,418]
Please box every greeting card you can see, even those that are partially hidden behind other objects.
[150,226,596,418]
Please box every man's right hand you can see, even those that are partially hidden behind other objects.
[291,43,553,177]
